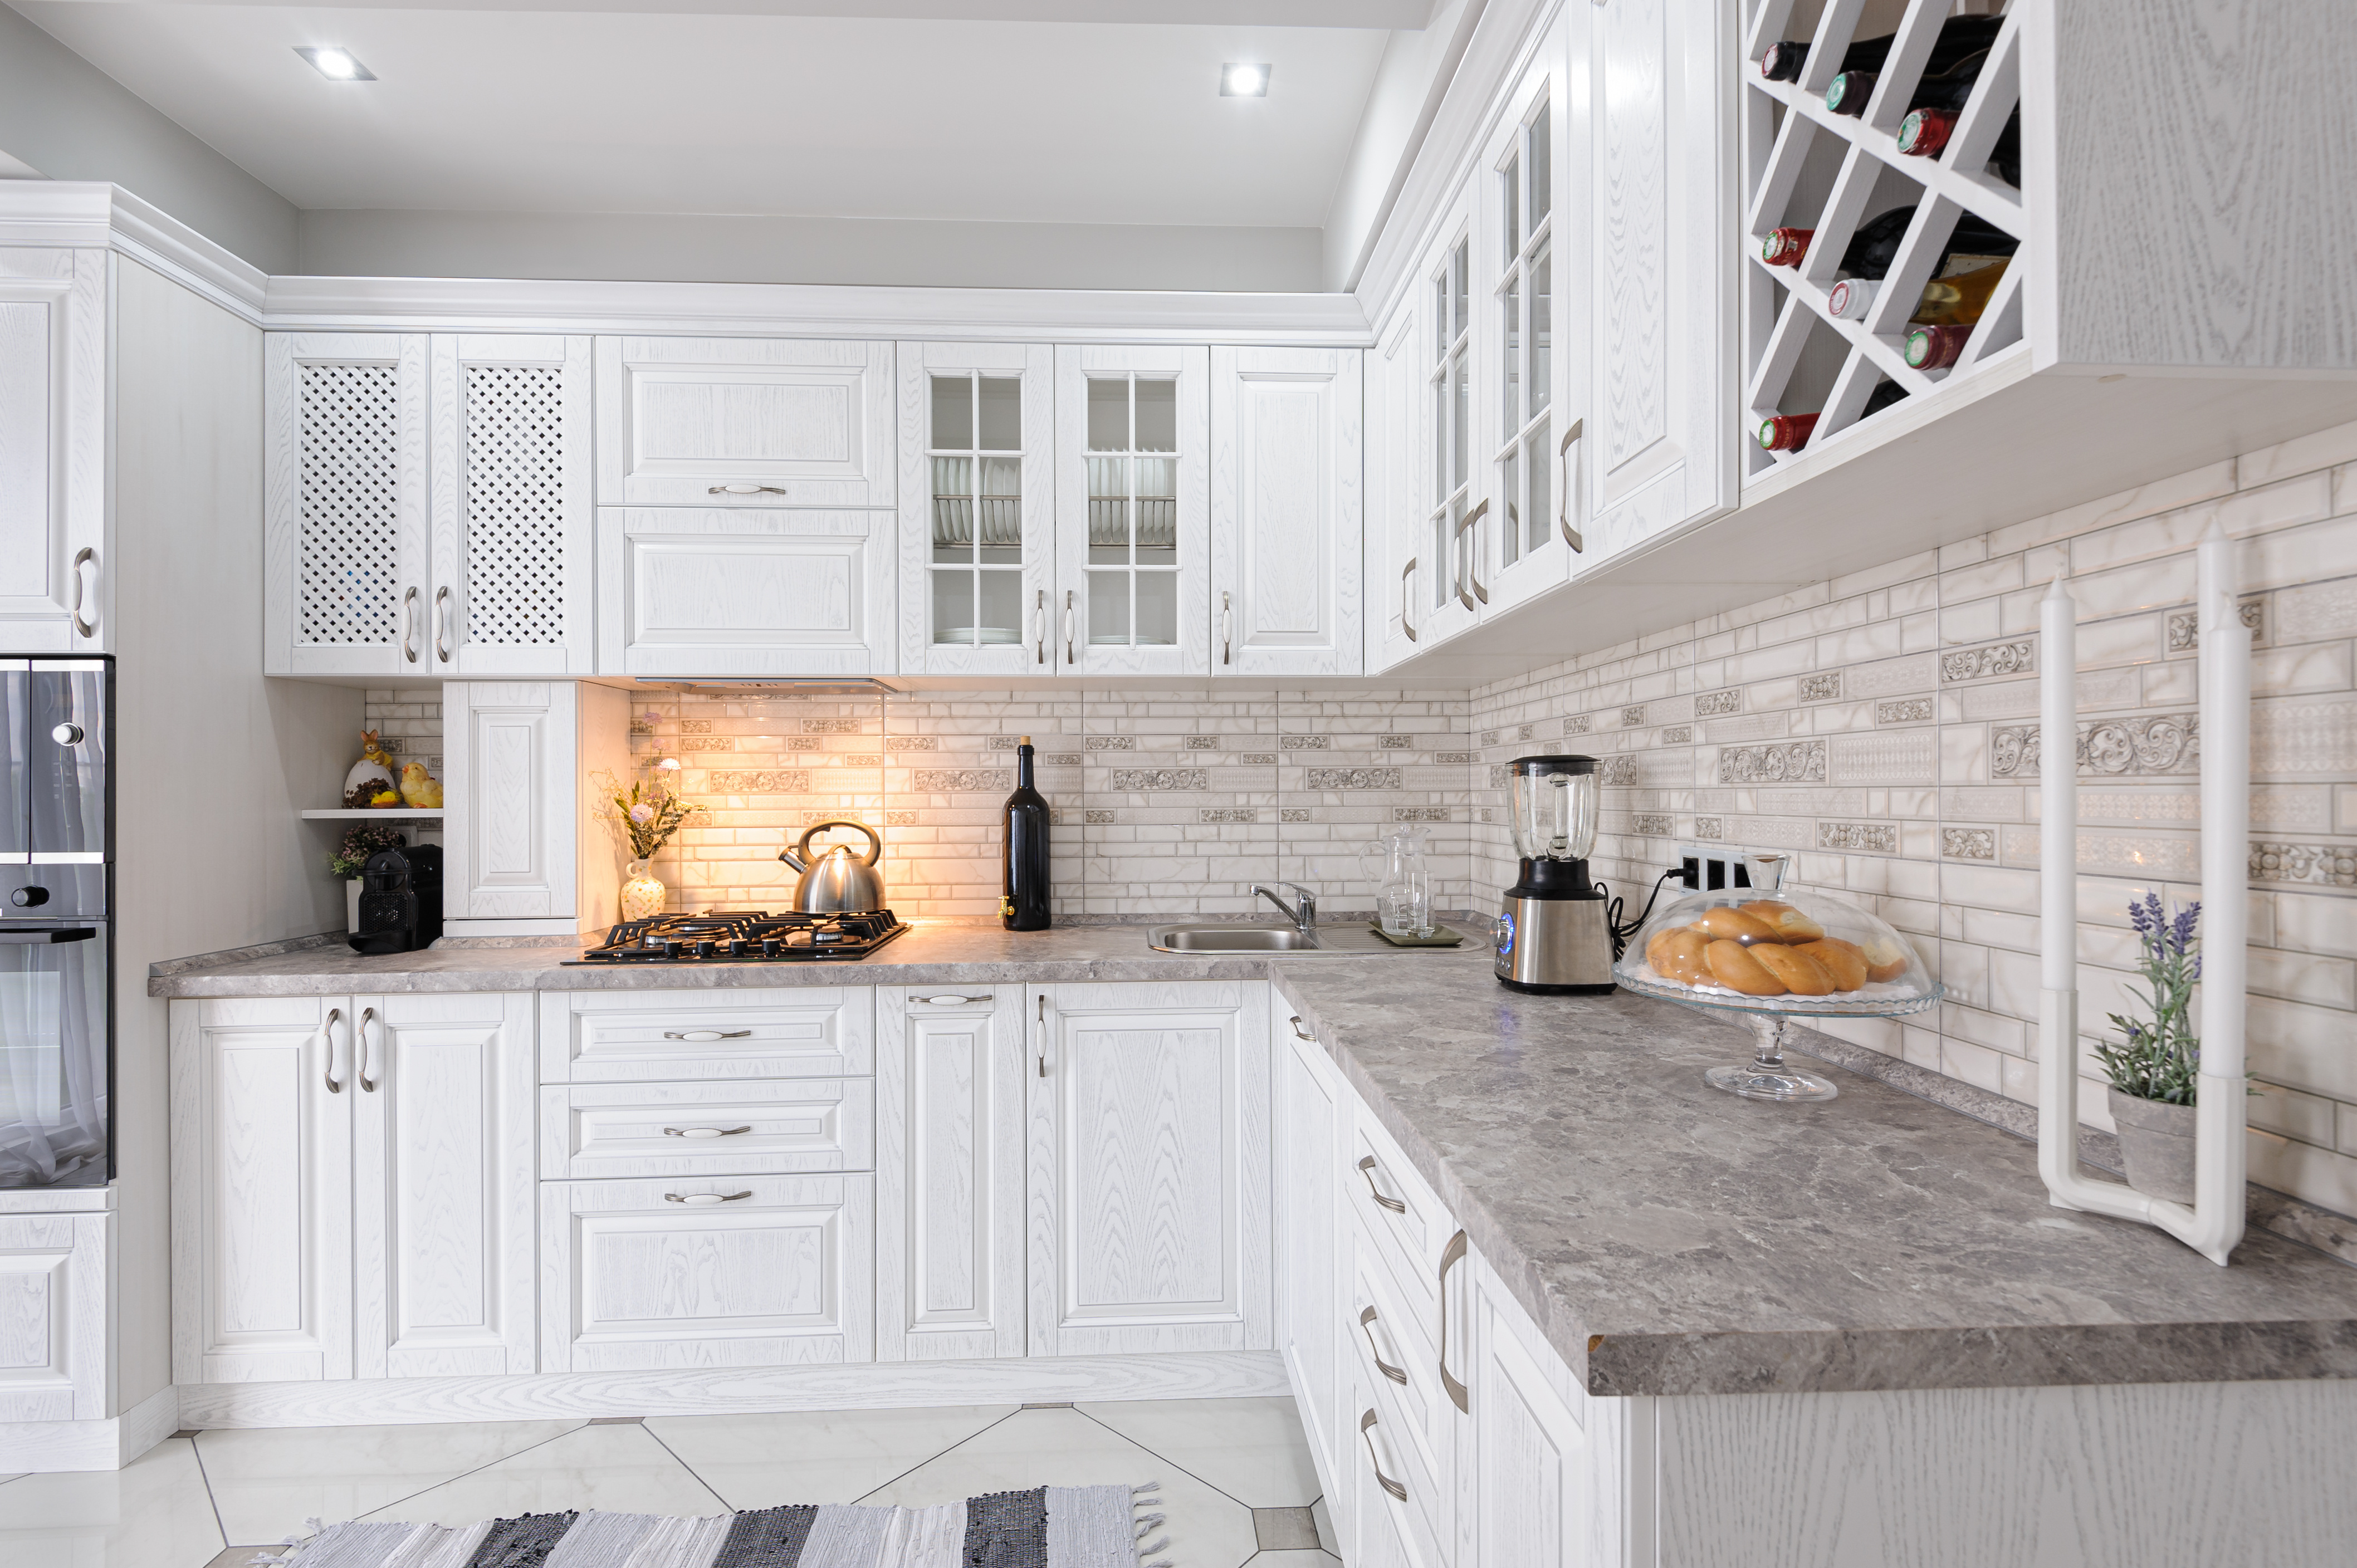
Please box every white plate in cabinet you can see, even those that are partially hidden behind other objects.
[595,507,893,677]
[540,1079,876,1180]
[595,337,894,508]
[539,989,875,1084]
[539,1173,876,1373]
[0,1211,107,1422]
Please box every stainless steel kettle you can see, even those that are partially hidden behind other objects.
[777,820,887,913]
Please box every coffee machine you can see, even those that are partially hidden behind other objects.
[1494,755,1615,994]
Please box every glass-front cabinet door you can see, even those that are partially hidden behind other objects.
[896,342,1053,675]
[1417,188,1480,650]
[1053,346,1209,676]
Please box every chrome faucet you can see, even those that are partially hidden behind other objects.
[1250,882,1318,937]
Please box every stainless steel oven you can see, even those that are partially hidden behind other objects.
[0,658,111,1189]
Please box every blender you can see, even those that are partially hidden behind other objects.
[1494,756,1615,993]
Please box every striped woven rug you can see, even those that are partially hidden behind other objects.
[255,1483,1170,1568]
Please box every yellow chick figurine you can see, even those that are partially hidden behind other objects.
[399,762,444,810]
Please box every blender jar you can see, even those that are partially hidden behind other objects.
[1508,757,1599,876]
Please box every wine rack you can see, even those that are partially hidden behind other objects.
[1740,0,2029,477]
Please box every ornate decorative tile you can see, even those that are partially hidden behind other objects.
[2077,789,2199,824]
[1479,729,1501,746]
[883,736,937,751]
[1108,768,1207,791]
[1489,764,1510,787]
[2167,596,2266,651]
[1942,640,2036,682]
[1832,729,1936,783]
[2251,786,2331,831]
[908,768,1009,791]
[1724,815,1815,849]
[843,754,883,767]
[2002,826,2198,875]
[1819,821,1898,852]
[1380,735,1415,748]
[883,810,918,826]
[708,769,811,792]
[1845,652,1939,697]
[1084,810,1118,824]
[1617,705,1645,728]
[1184,735,1221,749]
[1303,767,1404,790]
[1563,714,1594,734]
[2249,842,2357,886]
[788,737,824,751]
[1083,736,1137,751]
[803,718,865,733]
[1395,806,1451,822]
[684,736,735,751]
[1200,808,1258,823]
[1280,808,1313,822]
[1799,672,1842,702]
[1694,816,1723,839]
[1631,813,1672,836]
[1876,697,1934,724]
[1694,689,1743,715]
[1989,715,2199,777]
[1517,723,1537,740]
[1718,740,1827,784]
[1241,753,1278,765]
[1280,735,1331,749]
[2252,697,2357,774]
[1602,756,1640,785]
[1659,726,1693,744]
[1436,751,1478,763]
[679,719,712,734]
[1942,827,1996,859]
[2274,579,2357,641]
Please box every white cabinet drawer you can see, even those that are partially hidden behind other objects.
[540,1173,875,1372]
[1350,1110,1452,1339]
[1350,1218,1450,1521]
[540,988,873,1083]
[540,1079,876,1179]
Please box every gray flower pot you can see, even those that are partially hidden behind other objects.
[2107,1087,2197,1206]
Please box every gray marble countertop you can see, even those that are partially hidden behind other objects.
[151,922,2357,1399]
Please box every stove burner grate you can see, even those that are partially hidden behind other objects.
[566,909,909,964]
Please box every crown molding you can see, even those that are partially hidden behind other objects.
[261,273,1373,344]
[0,183,270,324]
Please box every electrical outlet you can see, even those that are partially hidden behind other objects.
[1675,844,1751,893]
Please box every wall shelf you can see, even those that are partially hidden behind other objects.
[300,808,444,821]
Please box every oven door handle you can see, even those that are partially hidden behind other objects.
[0,927,99,943]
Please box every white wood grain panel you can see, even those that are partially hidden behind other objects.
[1350,1111,1449,1341]
[0,249,105,653]
[894,342,1055,677]
[597,506,893,677]
[352,992,535,1380]
[444,682,578,923]
[1210,346,1363,676]
[595,336,895,507]
[1466,1249,1587,1568]
[263,332,431,675]
[1367,301,1421,672]
[877,986,1025,1361]
[539,1173,876,1373]
[538,987,873,1084]
[540,1077,874,1180]
[1346,1361,1418,1568]
[1028,980,1269,1357]
[1276,1028,1344,1498]
[0,1213,106,1423]
[171,996,353,1385]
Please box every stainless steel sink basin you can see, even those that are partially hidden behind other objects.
[1147,922,1455,955]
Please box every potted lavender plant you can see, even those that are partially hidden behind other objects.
[2095,893,2202,1204]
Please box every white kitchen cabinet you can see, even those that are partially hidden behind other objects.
[876,985,1025,1361]
[0,1210,108,1423]
[1026,981,1269,1356]
[427,335,594,676]
[1052,345,1209,676]
[1411,186,1481,651]
[1367,297,1422,672]
[896,342,1055,676]
[1277,1014,1348,1501]
[264,333,432,677]
[1350,1360,1427,1568]
[596,507,894,677]
[541,1077,874,1181]
[537,986,876,1085]
[595,336,895,508]
[1464,1247,1593,1568]
[1209,346,1362,675]
[351,992,536,1379]
[1580,0,1737,563]
[443,680,611,938]
[539,1173,876,1372]
[0,249,106,654]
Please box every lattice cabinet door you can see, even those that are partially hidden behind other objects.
[894,341,1053,677]
[429,335,594,676]
[265,333,431,677]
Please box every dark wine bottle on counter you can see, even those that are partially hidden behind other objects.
[1001,736,1052,931]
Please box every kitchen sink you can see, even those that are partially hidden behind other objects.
[1147,922,1449,955]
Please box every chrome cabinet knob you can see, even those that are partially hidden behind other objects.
[10,887,48,908]
[52,723,85,746]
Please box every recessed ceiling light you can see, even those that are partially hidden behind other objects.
[1221,62,1270,97]
[296,46,376,82]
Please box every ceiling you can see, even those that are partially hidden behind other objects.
[16,1,1416,227]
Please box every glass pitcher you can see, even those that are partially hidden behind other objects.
[1372,824,1434,937]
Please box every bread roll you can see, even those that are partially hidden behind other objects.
[1705,938,1788,996]
[1739,900,1826,944]
[1798,938,1869,991]
[1861,935,1912,983]
[1645,927,1683,969]
[1652,928,1711,987]
[1692,906,1777,944]
[1750,943,1835,995]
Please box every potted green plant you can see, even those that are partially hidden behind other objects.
[593,763,704,921]
[331,824,407,932]
[2094,893,2203,1204]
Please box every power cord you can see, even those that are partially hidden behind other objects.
[1598,868,1683,962]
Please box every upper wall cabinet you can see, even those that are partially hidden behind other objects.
[594,337,895,508]
[1053,345,1210,677]
[265,333,433,677]
[896,342,1055,677]
[1367,299,1421,673]
[267,332,593,678]
[1209,346,1363,677]
[0,249,106,655]
[598,507,893,677]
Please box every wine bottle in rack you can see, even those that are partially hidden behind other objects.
[1825,206,2018,286]
[1759,14,2003,89]
[1911,258,2009,327]
[1828,43,1993,119]
[1762,227,1814,267]
[1754,383,1908,452]
[1903,104,2022,183]
[1905,324,1975,371]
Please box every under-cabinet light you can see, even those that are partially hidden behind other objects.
[1221,62,1270,97]
[296,47,376,81]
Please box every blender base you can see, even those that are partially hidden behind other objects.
[1496,977,1618,996]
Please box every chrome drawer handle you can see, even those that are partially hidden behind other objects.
[664,1190,753,1205]
[918,994,987,1007]
[1400,558,1417,643]
[1360,1410,1407,1501]
[402,586,419,663]
[663,1029,754,1041]
[708,484,787,495]
[1360,1305,1408,1385]
[1357,1155,1407,1214]
[1439,1229,1469,1414]
[1289,1015,1314,1042]
[663,1126,752,1139]
[321,1007,346,1093]
[70,547,97,638]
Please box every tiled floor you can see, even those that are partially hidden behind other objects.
[0,1397,1338,1568]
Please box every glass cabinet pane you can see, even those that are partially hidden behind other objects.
[1080,375,1184,649]
[1135,379,1177,452]
[1528,104,1551,226]
[977,376,1020,449]
[1088,455,1129,564]
[1088,570,1129,643]
[1529,244,1552,417]
[1503,153,1522,256]
[929,371,1025,645]
[1087,378,1128,450]
[931,376,972,448]
[1502,276,1521,432]
[1525,423,1550,556]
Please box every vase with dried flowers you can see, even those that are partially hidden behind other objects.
[2094,892,2204,1204]
[594,764,703,922]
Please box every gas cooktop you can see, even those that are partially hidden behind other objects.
[567,909,909,964]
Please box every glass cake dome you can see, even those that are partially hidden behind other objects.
[1613,853,1942,1102]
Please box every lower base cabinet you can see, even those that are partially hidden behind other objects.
[0,1210,108,1423]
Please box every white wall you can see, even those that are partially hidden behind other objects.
[109,257,355,1411]
[0,3,297,273]
[1319,0,1484,292]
